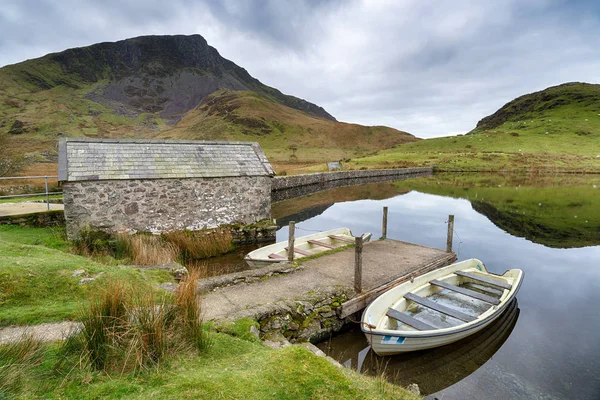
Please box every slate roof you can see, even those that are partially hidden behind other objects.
[58,138,275,182]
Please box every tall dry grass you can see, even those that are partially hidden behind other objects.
[118,234,178,265]
[174,269,211,351]
[65,273,210,374]
[163,229,233,263]
[0,334,44,396]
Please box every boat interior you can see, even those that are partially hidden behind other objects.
[384,269,517,332]
[268,232,371,260]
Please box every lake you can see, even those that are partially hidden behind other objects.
[270,173,600,399]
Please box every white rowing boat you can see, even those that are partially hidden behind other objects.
[361,258,523,355]
[244,227,372,268]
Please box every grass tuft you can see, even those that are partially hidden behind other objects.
[163,229,233,262]
[0,334,44,397]
[118,233,178,265]
[64,272,210,373]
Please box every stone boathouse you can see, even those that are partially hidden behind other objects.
[58,138,275,238]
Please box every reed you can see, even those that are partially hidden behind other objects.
[175,269,211,351]
[0,334,44,396]
[163,229,233,262]
[118,233,178,265]
[78,280,131,370]
[66,273,210,373]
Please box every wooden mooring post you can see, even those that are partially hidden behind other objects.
[288,221,295,262]
[382,206,388,239]
[354,236,363,293]
[446,215,454,253]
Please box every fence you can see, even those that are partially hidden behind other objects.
[0,175,62,210]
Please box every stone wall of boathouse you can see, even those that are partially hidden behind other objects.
[63,176,272,238]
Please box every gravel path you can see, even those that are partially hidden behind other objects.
[0,321,81,345]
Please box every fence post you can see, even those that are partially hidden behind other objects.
[382,206,388,239]
[446,215,454,252]
[354,236,363,293]
[45,176,50,210]
[288,221,295,262]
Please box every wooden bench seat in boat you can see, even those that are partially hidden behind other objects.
[268,253,286,260]
[386,308,435,331]
[431,279,500,305]
[307,239,338,249]
[328,235,354,244]
[285,247,312,256]
[454,270,512,290]
[404,292,475,322]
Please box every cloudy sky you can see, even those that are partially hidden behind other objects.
[1,0,599,138]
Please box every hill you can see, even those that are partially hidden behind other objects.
[351,82,600,172]
[0,35,416,176]
[159,89,416,171]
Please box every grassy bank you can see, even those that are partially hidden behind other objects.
[0,226,171,326]
[0,224,418,399]
[3,333,417,400]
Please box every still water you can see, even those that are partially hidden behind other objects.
[270,174,600,399]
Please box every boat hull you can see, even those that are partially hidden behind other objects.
[364,298,514,355]
[245,228,371,268]
[361,258,523,355]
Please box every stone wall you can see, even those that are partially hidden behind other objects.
[0,210,65,228]
[272,167,432,202]
[272,167,432,191]
[63,176,271,238]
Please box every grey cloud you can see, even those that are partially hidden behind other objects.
[1,0,599,137]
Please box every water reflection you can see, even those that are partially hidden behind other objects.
[270,173,600,399]
[317,300,520,395]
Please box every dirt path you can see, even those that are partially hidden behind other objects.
[0,321,81,345]
[0,202,64,217]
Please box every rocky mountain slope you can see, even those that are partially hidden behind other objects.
[0,35,417,175]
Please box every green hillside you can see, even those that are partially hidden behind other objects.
[351,83,600,172]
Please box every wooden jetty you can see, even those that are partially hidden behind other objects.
[201,213,457,342]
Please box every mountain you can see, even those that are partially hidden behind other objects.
[0,35,417,175]
[1,34,334,121]
[349,82,600,172]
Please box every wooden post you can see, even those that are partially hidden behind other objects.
[382,206,388,239]
[44,176,50,211]
[288,221,295,262]
[354,236,363,293]
[446,215,454,253]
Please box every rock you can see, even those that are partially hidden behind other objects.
[249,325,260,338]
[170,267,188,282]
[78,277,96,285]
[298,320,321,341]
[158,282,178,292]
[406,383,420,395]
[71,269,88,277]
